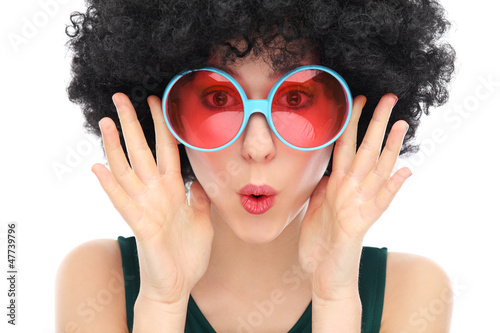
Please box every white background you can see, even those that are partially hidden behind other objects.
[1,0,499,332]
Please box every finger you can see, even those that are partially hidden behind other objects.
[356,120,409,200]
[362,167,412,223]
[349,93,398,181]
[147,95,181,176]
[331,95,366,177]
[299,176,329,262]
[99,117,146,196]
[91,163,146,234]
[113,93,159,184]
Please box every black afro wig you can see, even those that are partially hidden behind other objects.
[66,0,456,185]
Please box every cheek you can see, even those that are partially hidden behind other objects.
[295,147,332,190]
[186,149,240,198]
[304,146,332,176]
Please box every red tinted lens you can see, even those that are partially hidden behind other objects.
[271,69,348,148]
[166,70,244,149]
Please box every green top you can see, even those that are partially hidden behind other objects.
[118,236,387,332]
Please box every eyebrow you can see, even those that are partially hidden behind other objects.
[210,64,297,80]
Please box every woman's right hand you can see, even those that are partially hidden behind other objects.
[91,93,214,306]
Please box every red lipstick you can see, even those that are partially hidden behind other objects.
[239,184,277,215]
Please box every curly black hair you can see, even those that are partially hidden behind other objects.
[65,0,455,186]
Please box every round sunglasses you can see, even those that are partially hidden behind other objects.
[162,65,352,151]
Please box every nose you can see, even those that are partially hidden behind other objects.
[241,113,276,162]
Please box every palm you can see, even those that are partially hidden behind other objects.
[131,175,213,303]
[92,93,213,304]
[298,94,412,300]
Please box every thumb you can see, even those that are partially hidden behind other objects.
[189,181,211,217]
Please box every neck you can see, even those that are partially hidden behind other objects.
[199,205,310,297]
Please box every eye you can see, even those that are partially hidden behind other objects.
[274,88,314,110]
[201,86,241,109]
[212,91,228,106]
[286,91,302,106]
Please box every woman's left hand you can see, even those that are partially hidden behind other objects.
[298,93,411,303]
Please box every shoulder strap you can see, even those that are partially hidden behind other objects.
[359,246,388,333]
[117,236,141,333]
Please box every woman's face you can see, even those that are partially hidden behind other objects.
[185,52,334,244]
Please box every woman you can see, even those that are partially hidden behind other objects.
[56,1,456,332]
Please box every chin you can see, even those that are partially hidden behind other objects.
[228,215,290,245]
[211,199,306,245]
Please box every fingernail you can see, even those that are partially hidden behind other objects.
[362,98,367,108]
[98,118,107,130]
[112,94,118,107]
[392,97,398,108]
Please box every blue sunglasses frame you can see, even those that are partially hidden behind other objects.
[162,65,353,152]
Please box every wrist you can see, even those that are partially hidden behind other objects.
[312,271,360,303]
[312,284,360,305]
[133,293,189,332]
[309,242,363,301]
[135,291,190,312]
[312,293,362,333]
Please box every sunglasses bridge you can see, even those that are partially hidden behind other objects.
[245,99,268,113]
[242,99,287,127]
[241,98,288,140]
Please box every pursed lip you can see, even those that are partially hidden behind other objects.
[239,184,277,196]
[239,184,277,215]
